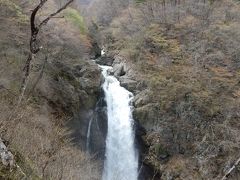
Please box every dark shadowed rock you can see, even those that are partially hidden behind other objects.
[36,60,104,152]
[90,41,101,59]
[86,96,108,158]
[95,56,114,66]
[38,60,101,113]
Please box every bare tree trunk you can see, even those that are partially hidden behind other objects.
[19,53,33,104]
[28,55,48,96]
[18,0,74,105]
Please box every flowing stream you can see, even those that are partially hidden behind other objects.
[86,116,93,153]
[101,66,138,180]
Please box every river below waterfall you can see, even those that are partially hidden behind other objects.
[100,65,139,180]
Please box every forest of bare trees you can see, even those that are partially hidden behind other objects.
[0,0,239,179]
[85,0,240,179]
[0,0,102,179]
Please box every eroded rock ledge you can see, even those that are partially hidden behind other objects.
[0,138,14,169]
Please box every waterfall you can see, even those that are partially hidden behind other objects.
[101,66,138,180]
[86,116,93,153]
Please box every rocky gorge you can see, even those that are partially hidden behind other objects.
[0,0,240,179]
[84,0,240,179]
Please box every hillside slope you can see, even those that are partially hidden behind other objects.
[0,0,101,179]
[86,0,240,179]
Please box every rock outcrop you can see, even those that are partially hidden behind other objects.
[0,138,14,169]
[35,59,107,154]
[95,55,114,66]
[37,60,101,113]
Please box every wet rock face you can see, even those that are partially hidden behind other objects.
[90,41,101,59]
[69,97,107,159]
[89,98,108,158]
[38,60,101,113]
[36,60,105,149]
[95,55,114,66]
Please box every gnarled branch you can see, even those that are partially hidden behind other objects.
[19,0,74,105]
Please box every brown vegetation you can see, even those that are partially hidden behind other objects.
[0,0,101,179]
[86,0,240,179]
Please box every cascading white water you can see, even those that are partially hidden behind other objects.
[86,116,93,153]
[101,66,138,180]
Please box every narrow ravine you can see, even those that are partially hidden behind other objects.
[100,65,138,180]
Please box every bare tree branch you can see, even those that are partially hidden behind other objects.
[222,157,240,180]
[0,85,17,97]
[19,0,74,105]
[30,0,48,54]
[39,0,74,29]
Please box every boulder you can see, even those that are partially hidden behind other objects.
[119,77,138,92]
[113,63,126,77]
[0,138,14,169]
[133,103,160,131]
[95,56,114,66]
[133,90,151,108]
